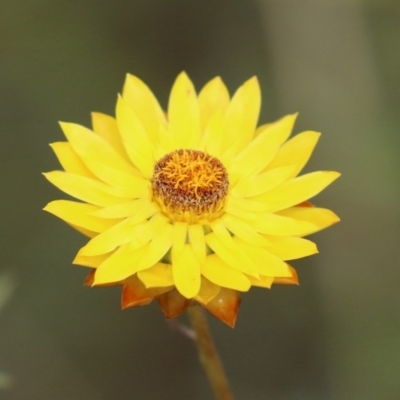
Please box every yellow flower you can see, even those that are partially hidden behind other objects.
[44,72,340,327]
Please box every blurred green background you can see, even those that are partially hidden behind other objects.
[0,0,399,399]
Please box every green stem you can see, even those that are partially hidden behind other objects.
[187,304,234,400]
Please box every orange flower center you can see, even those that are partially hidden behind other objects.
[151,149,229,223]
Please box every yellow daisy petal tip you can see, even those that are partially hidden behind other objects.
[244,75,260,89]
[42,201,51,212]
[322,170,341,186]
[176,70,191,81]
[44,71,340,326]
[124,72,139,82]
[169,71,195,93]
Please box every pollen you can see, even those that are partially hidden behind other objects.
[151,149,229,223]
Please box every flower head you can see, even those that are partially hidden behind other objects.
[44,72,340,327]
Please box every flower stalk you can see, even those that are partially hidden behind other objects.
[188,304,234,400]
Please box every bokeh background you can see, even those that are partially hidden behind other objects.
[0,0,399,399]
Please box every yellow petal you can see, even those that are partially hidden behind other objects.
[205,231,259,277]
[81,161,149,197]
[245,212,317,236]
[135,223,174,271]
[168,72,201,149]
[221,214,270,246]
[221,76,261,153]
[210,220,236,249]
[79,212,168,256]
[94,244,149,284]
[137,263,174,288]
[277,207,340,234]
[69,224,97,238]
[91,112,131,163]
[234,238,292,277]
[267,130,321,178]
[90,199,156,219]
[122,74,167,144]
[265,236,318,260]
[44,200,121,233]
[156,125,176,159]
[43,171,127,207]
[226,195,269,214]
[198,76,230,131]
[172,244,201,299]
[73,252,111,268]
[195,277,221,305]
[200,109,225,158]
[253,171,341,212]
[230,114,297,177]
[116,96,155,177]
[50,142,96,179]
[254,122,272,137]
[201,254,251,291]
[247,275,274,288]
[60,122,141,187]
[232,165,296,197]
[171,222,188,260]
[188,224,206,263]
[224,200,259,221]
[273,265,299,285]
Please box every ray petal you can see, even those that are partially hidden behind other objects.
[43,171,127,207]
[69,224,97,238]
[201,254,251,291]
[224,199,259,220]
[234,238,292,277]
[205,231,259,277]
[195,277,221,305]
[91,112,131,163]
[232,165,296,197]
[94,244,150,284]
[198,76,230,131]
[73,252,111,268]
[122,74,167,144]
[171,222,188,260]
[60,122,141,187]
[168,72,201,149]
[267,130,321,178]
[277,207,340,234]
[265,236,318,260]
[200,110,225,158]
[172,244,201,299]
[79,212,167,256]
[116,96,155,177]
[44,200,121,232]
[50,142,96,179]
[90,199,157,219]
[221,77,261,154]
[221,214,270,246]
[247,274,274,288]
[137,262,174,288]
[188,224,206,263]
[253,171,341,212]
[273,265,299,285]
[230,114,297,178]
[135,223,174,272]
[246,212,318,236]
[226,195,269,213]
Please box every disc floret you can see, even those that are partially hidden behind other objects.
[151,149,229,223]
